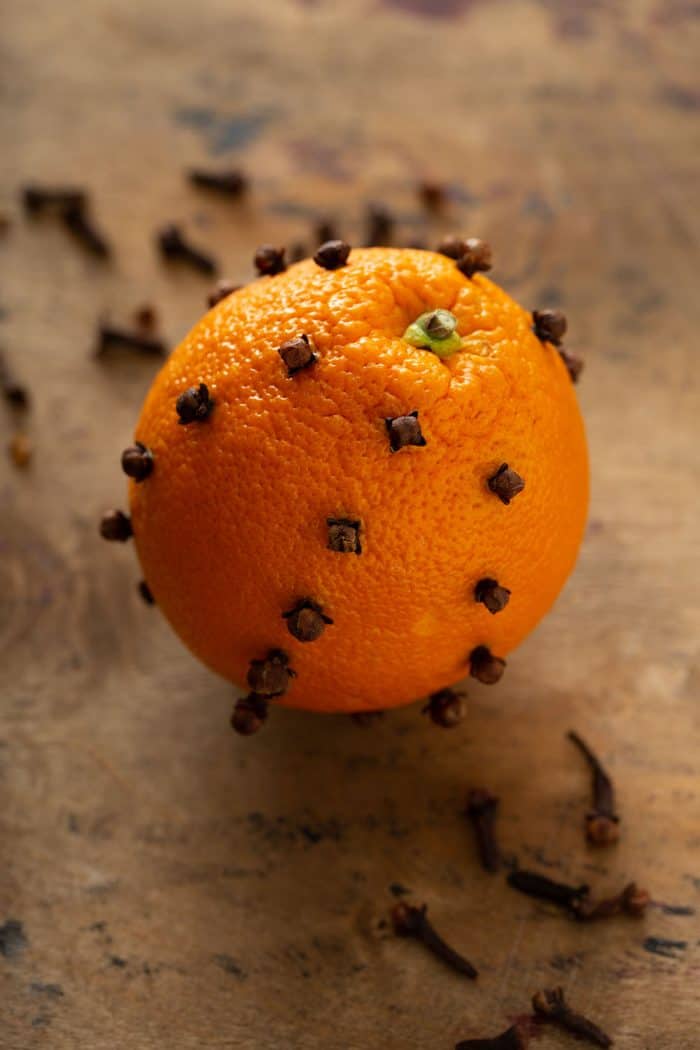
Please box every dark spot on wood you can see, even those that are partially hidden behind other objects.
[213,953,246,979]
[0,919,27,958]
[298,820,342,845]
[389,882,410,897]
[30,983,64,998]
[642,936,687,958]
[381,0,482,17]
[658,82,700,110]
[174,107,274,154]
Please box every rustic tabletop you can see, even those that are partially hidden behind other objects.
[1,1,699,1047]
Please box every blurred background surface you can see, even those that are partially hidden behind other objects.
[1,2,699,1047]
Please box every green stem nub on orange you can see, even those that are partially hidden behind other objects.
[403,309,463,358]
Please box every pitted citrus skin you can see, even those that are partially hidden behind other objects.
[128,248,588,712]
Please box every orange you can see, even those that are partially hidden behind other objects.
[125,245,588,716]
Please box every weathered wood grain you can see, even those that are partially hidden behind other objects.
[1,1,699,1047]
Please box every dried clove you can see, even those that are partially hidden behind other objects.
[559,347,584,383]
[158,224,217,275]
[437,234,469,260]
[418,180,447,212]
[254,244,286,276]
[455,1026,528,1050]
[385,411,427,453]
[8,433,32,469]
[567,730,620,845]
[391,901,478,979]
[278,334,318,376]
[313,239,351,270]
[21,184,86,214]
[455,238,492,278]
[532,987,612,1048]
[507,869,589,909]
[571,882,649,921]
[231,694,268,736]
[487,463,525,505]
[188,169,247,197]
[469,645,506,685]
[365,203,394,246]
[246,649,296,698]
[474,578,511,614]
[99,509,133,542]
[176,383,214,425]
[532,309,567,346]
[121,442,154,482]
[137,580,155,605]
[283,599,333,642]
[61,202,111,257]
[466,789,501,872]
[327,517,362,554]
[207,280,241,308]
[422,688,466,728]
[96,322,166,357]
[0,351,30,410]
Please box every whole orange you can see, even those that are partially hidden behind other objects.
[124,244,588,718]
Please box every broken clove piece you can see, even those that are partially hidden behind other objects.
[466,789,501,872]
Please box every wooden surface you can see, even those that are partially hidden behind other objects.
[2,1,699,1047]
